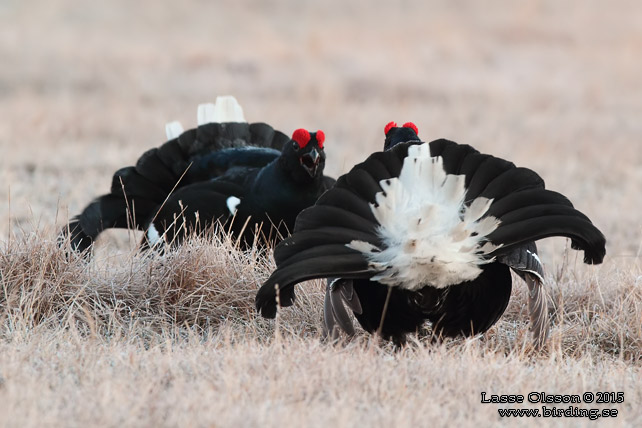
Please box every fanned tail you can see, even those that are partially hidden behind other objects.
[256,139,606,346]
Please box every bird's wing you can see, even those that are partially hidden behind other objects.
[188,147,281,183]
[143,180,246,248]
[498,242,544,282]
[497,242,550,347]
[524,272,549,348]
[322,278,363,338]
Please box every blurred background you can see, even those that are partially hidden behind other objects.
[0,0,640,256]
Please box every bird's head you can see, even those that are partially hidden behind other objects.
[383,121,421,151]
[281,128,326,183]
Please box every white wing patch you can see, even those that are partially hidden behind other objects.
[347,143,501,290]
[226,196,241,215]
[526,249,541,265]
[165,120,184,140]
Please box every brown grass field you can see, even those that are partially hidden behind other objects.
[1,0,641,426]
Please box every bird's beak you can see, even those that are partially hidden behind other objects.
[300,148,321,177]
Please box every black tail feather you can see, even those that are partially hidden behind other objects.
[256,253,372,318]
[111,167,168,201]
[273,226,380,265]
[429,139,480,176]
[156,137,190,177]
[486,189,574,218]
[134,148,181,190]
[275,244,364,268]
[489,215,606,264]
[464,156,516,200]
[293,205,379,235]
[355,151,404,183]
[496,204,592,227]
[342,168,385,203]
[313,187,377,223]
[249,122,290,151]
[476,167,545,201]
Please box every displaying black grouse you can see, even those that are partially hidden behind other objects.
[61,96,334,253]
[145,127,334,248]
[256,122,606,346]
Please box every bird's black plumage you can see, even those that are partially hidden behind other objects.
[256,123,606,345]
[60,103,334,253]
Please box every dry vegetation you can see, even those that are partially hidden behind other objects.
[1,0,641,427]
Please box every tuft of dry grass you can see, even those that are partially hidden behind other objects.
[0,228,328,341]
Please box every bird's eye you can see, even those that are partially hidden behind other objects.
[292,141,300,151]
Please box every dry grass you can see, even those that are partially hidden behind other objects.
[1,229,640,427]
[0,229,328,339]
[1,0,642,426]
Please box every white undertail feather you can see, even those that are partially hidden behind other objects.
[165,121,184,140]
[197,103,216,125]
[197,97,245,125]
[526,249,542,265]
[147,223,162,246]
[213,96,245,122]
[347,143,501,290]
[524,249,545,282]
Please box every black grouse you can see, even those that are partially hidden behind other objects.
[255,122,606,346]
[61,96,335,253]
[145,127,334,248]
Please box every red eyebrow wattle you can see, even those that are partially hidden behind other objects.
[384,121,397,136]
[402,122,418,135]
[292,129,311,148]
[316,130,325,149]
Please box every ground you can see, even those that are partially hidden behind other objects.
[0,1,640,427]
